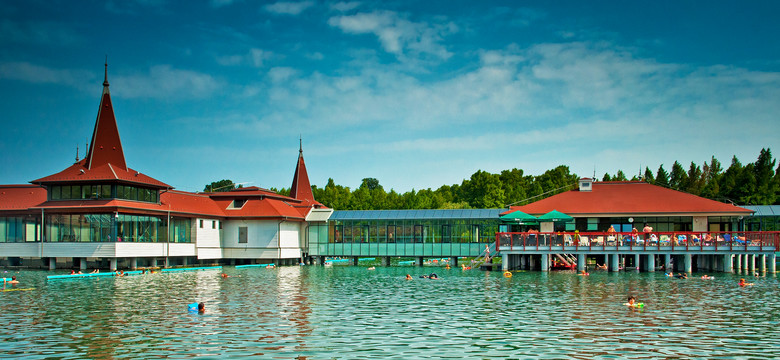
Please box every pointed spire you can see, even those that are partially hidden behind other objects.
[103,56,109,87]
[290,139,315,203]
[84,61,127,171]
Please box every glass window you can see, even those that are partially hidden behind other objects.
[102,184,112,198]
[212,220,216,229]
[199,220,204,228]
[51,186,61,200]
[62,186,71,199]
[238,226,248,243]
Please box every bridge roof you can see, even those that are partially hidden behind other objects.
[331,209,501,220]
[743,205,780,217]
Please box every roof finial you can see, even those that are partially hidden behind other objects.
[299,135,303,155]
[76,144,80,162]
[103,56,109,87]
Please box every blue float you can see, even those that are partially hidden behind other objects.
[161,266,222,273]
[47,271,143,280]
[235,264,275,269]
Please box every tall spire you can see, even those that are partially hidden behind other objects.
[103,56,109,87]
[84,60,127,171]
[290,139,315,203]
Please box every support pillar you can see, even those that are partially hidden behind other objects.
[664,254,671,272]
[351,257,359,266]
[417,256,424,267]
[684,254,692,273]
[770,253,776,274]
[129,257,137,270]
[182,257,188,266]
[761,254,767,273]
[609,254,619,272]
[634,254,640,271]
[79,257,87,271]
[736,254,742,272]
[382,257,391,267]
[110,258,118,271]
[646,254,655,272]
[520,255,527,270]
[724,254,733,273]
[164,257,170,268]
[749,255,756,274]
[540,254,549,272]
[577,254,586,272]
[318,256,326,266]
[49,257,56,270]
[502,254,509,271]
[743,254,750,272]
[450,257,458,267]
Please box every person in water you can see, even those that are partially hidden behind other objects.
[429,273,439,279]
[675,273,687,279]
[4,276,19,285]
[405,274,413,280]
[624,296,643,308]
[578,270,589,276]
[198,302,205,313]
[739,278,754,287]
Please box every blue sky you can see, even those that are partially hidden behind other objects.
[1,1,779,193]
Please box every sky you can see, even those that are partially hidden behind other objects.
[1,0,779,194]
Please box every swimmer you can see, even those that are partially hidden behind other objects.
[445,264,451,270]
[4,276,19,285]
[198,302,205,313]
[665,272,674,277]
[701,275,714,280]
[674,273,687,279]
[596,264,607,270]
[739,278,753,287]
[624,296,644,308]
[221,273,229,278]
[429,273,439,280]
[405,274,413,280]
[91,269,99,274]
[367,267,376,271]
[578,270,589,276]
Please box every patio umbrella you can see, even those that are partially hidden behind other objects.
[536,210,573,222]
[499,210,538,224]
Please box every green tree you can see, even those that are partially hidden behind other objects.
[614,170,628,181]
[655,165,669,187]
[685,162,704,195]
[753,148,776,204]
[602,173,612,181]
[643,167,655,183]
[203,179,241,192]
[461,170,505,208]
[669,161,688,191]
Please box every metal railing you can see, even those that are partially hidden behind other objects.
[495,231,780,252]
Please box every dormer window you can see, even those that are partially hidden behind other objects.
[578,178,592,192]
[230,199,246,209]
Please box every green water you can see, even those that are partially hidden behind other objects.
[1,266,779,359]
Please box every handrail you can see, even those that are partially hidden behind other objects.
[496,231,780,252]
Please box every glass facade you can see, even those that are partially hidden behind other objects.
[327,218,498,244]
[44,213,191,243]
[49,184,159,203]
[574,216,696,233]
[0,216,38,242]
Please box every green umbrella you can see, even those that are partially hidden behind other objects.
[500,210,538,223]
[536,210,573,222]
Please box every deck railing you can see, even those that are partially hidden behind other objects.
[495,231,780,252]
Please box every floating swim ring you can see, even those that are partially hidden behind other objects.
[503,271,512,278]
[188,302,198,311]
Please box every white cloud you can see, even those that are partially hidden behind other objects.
[250,48,272,67]
[264,1,315,15]
[215,48,274,67]
[330,1,360,12]
[328,10,456,61]
[0,62,93,90]
[115,65,224,99]
[267,67,299,83]
[0,19,83,46]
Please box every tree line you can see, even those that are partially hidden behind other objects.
[206,148,779,210]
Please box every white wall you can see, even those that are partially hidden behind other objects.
[220,219,303,259]
[194,218,222,259]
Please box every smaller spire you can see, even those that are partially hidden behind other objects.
[75,144,79,162]
[299,135,303,155]
[103,56,109,87]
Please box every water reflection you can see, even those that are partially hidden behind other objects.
[1,268,779,358]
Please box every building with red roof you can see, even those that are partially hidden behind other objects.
[0,64,329,270]
[502,178,753,234]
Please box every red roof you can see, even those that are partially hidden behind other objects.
[31,160,170,188]
[30,65,170,189]
[0,185,47,212]
[289,144,315,204]
[86,64,127,171]
[506,181,753,216]
[208,186,307,219]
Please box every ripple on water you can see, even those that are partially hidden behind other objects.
[2,268,780,358]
